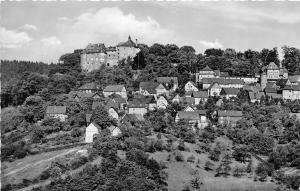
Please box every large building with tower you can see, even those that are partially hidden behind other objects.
[80,36,140,72]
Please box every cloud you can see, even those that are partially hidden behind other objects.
[20,24,39,31]
[199,39,223,49]
[65,7,177,48]
[0,27,32,48]
[41,36,62,46]
[58,16,69,21]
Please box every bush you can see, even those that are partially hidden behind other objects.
[39,168,51,180]
[195,142,210,154]
[154,140,164,151]
[178,141,186,151]
[204,160,214,171]
[187,155,196,163]
[233,165,245,177]
[255,163,273,182]
[174,151,184,162]
[209,147,221,161]
[70,155,88,169]
[145,141,156,153]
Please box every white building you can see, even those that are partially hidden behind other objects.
[185,81,199,92]
[103,85,127,99]
[85,122,100,143]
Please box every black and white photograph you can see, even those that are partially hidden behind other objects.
[1,1,300,191]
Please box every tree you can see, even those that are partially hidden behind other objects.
[282,46,300,74]
[204,160,214,171]
[215,153,232,177]
[20,95,45,123]
[91,104,116,129]
[232,145,250,163]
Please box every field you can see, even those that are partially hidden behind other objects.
[1,146,85,187]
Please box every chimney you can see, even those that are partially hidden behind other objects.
[135,39,138,46]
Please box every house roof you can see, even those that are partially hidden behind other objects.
[184,97,195,105]
[192,91,208,98]
[288,75,300,83]
[218,110,242,117]
[78,82,97,90]
[249,92,265,100]
[133,95,156,104]
[105,99,119,110]
[122,113,140,123]
[276,79,289,88]
[139,82,159,94]
[117,36,136,47]
[267,62,279,70]
[209,82,222,89]
[177,111,201,120]
[220,88,240,95]
[157,77,178,84]
[202,78,244,85]
[200,65,214,72]
[128,100,147,108]
[196,110,207,115]
[283,84,300,91]
[103,85,125,92]
[46,106,66,114]
[186,81,197,87]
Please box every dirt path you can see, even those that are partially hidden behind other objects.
[3,148,78,177]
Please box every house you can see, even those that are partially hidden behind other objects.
[175,110,208,129]
[185,81,199,92]
[172,94,183,103]
[108,126,122,137]
[103,85,127,99]
[193,91,209,104]
[208,83,222,96]
[282,84,300,100]
[155,83,169,97]
[157,77,178,91]
[133,95,157,111]
[266,62,280,80]
[217,110,243,127]
[202,78,244,89]
[196,65,216,82]
[220,88,240,99]
[106,94,127,110]
[46,106,67,122]
[128,101,148,116]
[85,122,100,143]
[157,96,168,109]
[139,82,159,98]
[75,92,101,101]
[78,82,98,93]
[108,107,119,120]
[249,92,265,103]
[183,97,196,105]
[264,82,281,99]
[184,105,195,112]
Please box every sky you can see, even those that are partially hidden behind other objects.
[1,1,300,63]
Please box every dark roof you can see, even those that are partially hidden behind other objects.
[249,92,265,100]
[200,65,214,72]
[267,62,279,70]
[46,106,66,114]
[157,77,178,84]
[103,85,125,92]
[202,78,244,85]
[220,88,240,95]
[183,97,195,105]
[218,110,242,117]
[283,84,300,91]
[288,75,300,83]
[117,36,136,47]
[133,95,156,104]
[220,72,230,77]
[82,43,106,54]
[78,82,97,90]
[121,113,143,123]
[139,82,159,94]
[192,91,208,98]
[276,79,289,88]
[177,111,200,120]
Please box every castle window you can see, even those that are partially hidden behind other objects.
[107,63,110,67]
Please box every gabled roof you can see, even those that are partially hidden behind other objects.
[192,91,208,98]
[177,111,200,120]
[220,88,240,95]
[103,85,125,92]
[184,97,195,105]
[276,79,290,88]
[200,65,214,72]
[78,82,97,90]
[209,82,222,89]
[157,77,178,84]
[155,83,168,90]
[117,36,136,47]
[92,101,102,110]
[267,62,279,70]
[218,110,242,117]
[202,78,244,85]
[288,75,300,83]
[139,82,159,94]
[133,95,156,104]
[46,106,66,114]
[283,84,300,91]
[106,99,119,110]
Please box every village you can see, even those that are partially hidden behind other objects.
[46,58,300,144]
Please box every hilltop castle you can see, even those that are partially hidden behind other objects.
[80,36,140,72]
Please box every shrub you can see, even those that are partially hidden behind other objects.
[209,147,221,161]
[39,168,51,180]
[145,141,156,153]
[233,165,245,177]
[178,141,185,151]
[187,155,196,163]
[204,160,214,171]
[255,163,272,182]
[70,155,88,169]
[174,151,184,162]
[195,142,210,154]
[154,140,164,151]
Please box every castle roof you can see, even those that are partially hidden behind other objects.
[82,43,106,54]
[117,36,136,47]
